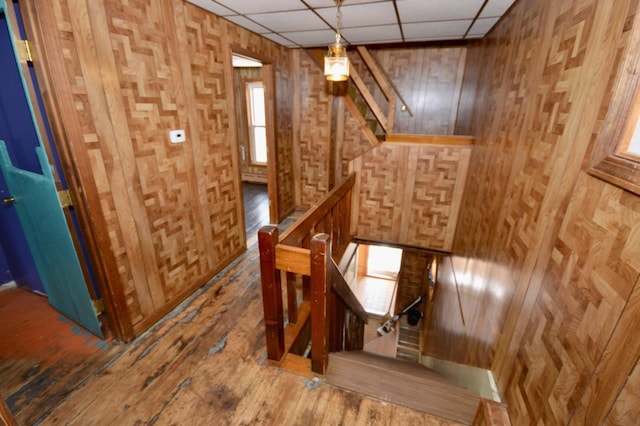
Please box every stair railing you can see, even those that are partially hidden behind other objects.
[347,46,414,138]
[258,173,367,374]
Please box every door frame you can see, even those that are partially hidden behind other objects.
[226,44,280,228]
[16,0,132,340]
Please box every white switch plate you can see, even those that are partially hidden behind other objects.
[169,129,186,143]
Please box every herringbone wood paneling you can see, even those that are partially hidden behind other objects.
[297,53,331,208]
[368,47,466,135]
[352,142,470,251]
[448,0,640,423]
[506,174,640,425]
[340,100,373,179]
[605,353,640,425]
[33,0,294,338]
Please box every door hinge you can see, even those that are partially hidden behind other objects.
[16,40,34,63]
[92,299,105,315]
[58,189,73,208]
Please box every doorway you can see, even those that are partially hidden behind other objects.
[0,0,102,337]
[231,51,276,244]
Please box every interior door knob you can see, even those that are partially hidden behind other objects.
[2,196,16,206]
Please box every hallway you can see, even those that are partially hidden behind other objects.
[7,234,459,425]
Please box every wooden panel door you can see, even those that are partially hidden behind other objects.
[0,0,102,337]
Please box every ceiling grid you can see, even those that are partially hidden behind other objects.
[187,0,516,47]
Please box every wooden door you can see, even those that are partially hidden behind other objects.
[0,0,102,337]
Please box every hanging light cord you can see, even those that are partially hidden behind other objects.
[335,1,342,44]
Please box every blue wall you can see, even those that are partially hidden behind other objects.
[0,6,46,293]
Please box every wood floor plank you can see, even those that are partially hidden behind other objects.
[34,236,463,425]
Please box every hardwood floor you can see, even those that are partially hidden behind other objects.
[242,182,270,245]
[0,286,122,425]
[3,226,462,425]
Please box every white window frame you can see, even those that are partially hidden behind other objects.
[245,81,267,166]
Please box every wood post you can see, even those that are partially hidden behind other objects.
[310,233,331,374]
[258,226,284,361]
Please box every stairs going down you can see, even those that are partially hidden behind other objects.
[326,351,481,425]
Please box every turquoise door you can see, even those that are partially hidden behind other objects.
[0,0,103,337]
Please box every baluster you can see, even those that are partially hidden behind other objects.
[285,271,298,324]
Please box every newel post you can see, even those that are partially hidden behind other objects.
[258,225,284,361]
[310,233,331,375]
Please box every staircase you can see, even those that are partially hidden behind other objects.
[326,350,481,425]
[396,316,422,362]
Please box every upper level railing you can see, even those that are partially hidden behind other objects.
[258,173,367,375]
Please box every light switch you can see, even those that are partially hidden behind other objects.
[169,129,186,143]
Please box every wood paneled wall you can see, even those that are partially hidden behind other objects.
[350,141,471,251]
[357,47,467,135]
[25,0,294,339]
[431,0,640,423]
[294,52,332,208]
[293,46,468,208]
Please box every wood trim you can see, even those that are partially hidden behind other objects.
[472,399,511,426]
[385,133,475,145]
[589,154,640,195]
[228,44,280,224]
[588,0,640,196]
[291,49,302,208]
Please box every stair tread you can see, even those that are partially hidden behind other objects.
[327,351,480,424]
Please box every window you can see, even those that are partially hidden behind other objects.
[588,4,640,195]
[627,115,640,157]
[245,81,267,165]
[364,245,402,280]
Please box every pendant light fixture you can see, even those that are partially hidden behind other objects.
[324,0,349,82]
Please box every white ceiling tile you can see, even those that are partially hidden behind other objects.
[341,24,403,44]
[260,33,299,47]
[305,0,383,7]
[403,20,472,40]
[187,0,518,47]
[214,0,306,14]
[397,0,485,23]
[224,15,271,34]
[480,0,517,18]
[249,10,329,32]
[467,17,500,36]
[187,0,236,16]
[316,3,398,28]
[281,29,338,46]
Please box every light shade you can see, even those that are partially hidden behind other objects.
[324,42,349,82]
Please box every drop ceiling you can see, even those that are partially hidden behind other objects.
[186,0,517,48]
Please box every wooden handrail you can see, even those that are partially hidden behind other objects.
[258,173,366,375]
[280,173,356,248]
[329,258,367,322]
[356,46,414,118]
[349,65,389,133]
